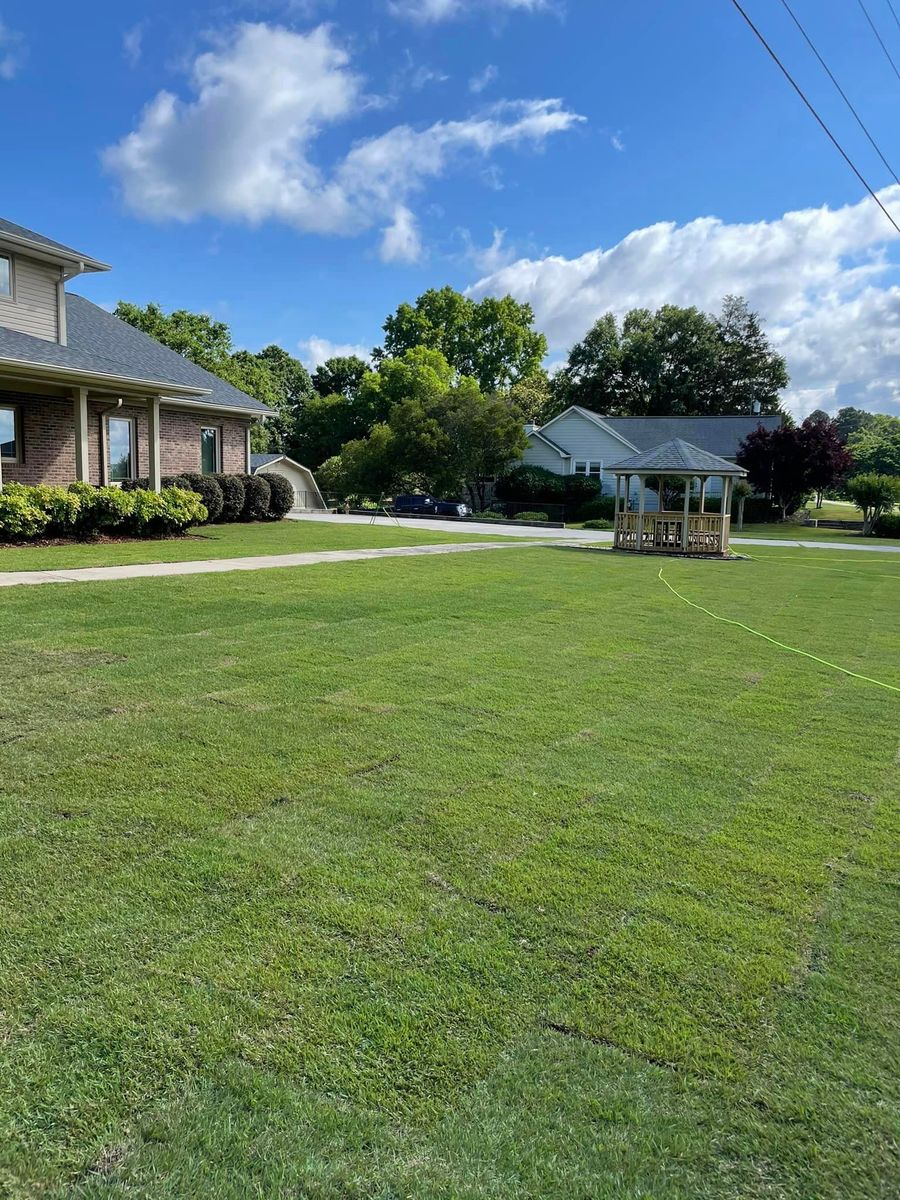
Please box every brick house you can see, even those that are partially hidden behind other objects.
[0,217,270,491]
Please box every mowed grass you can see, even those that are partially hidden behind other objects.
[0,545,897,1198]
[0,518,516,572]
[734,522,900,545]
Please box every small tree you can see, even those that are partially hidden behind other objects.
[844,473,900,535]
[737,417,852,520]
[732,479,752,531]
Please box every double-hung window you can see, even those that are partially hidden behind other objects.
[200,426,221,475]
[0,403,19,463]
[574,460,602,480]
[107,416,136,483]
[0,254,11,300]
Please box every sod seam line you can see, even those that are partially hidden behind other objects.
[658,565,900,695]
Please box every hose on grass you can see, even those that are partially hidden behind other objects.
[657,566,900,695]
[739,550,900,581]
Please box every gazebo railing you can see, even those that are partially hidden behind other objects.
[614,510,729,553]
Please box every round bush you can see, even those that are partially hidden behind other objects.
[0,488,51,540]
[236,473,271,521]
[182,473,224,523]
[214,473,246,521]
[513,511,549,522]
[575,495,615,522]
[263,472,294,519]
[473,510,507,521]
[581,518,613,531]
[873,512,900,536]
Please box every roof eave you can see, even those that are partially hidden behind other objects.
[0,355,211,398]
[0,231,111,273]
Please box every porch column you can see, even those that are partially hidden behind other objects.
[719,476,730,553]
[148,396,162,493]
[637,475,646,551]
[73,387,89,482]
[699,478,707,515]
[681,475,691,551]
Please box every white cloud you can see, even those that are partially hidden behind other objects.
[0,17,26,80]
[299,335,372,368]
[104,23,582,259]
[468,188,900,417]
[469,64,498,94]
[610,132,624,152]
[462,226,515,272]
[390,0,551,22]
[122,23,145,68]
[380,205,423,263]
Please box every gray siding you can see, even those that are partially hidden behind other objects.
[0,254,59,342]
[527,409,637,493]
[522,435,570,472]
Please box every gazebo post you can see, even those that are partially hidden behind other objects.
[719,475,731,553]
[614,474,622,547]
[699,478,707,515]
[681,475,691,551]
[637,475,646,550]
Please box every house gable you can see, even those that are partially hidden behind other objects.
[522,406,639,479]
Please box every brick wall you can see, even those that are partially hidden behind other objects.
[1,390,251,485]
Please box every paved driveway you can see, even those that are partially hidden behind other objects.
[288,512,900,553]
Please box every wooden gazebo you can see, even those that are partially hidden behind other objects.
[611,438,747,556]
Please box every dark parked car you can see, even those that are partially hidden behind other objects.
[392,494,471,517]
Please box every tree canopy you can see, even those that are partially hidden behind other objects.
[378,286,548,394]
[737,416,852,518]
[551,296,788,417]
[311,356,370,401]
[846,414,900,477]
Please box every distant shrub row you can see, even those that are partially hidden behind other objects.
[0,482,207,542]
[121,472,294,524]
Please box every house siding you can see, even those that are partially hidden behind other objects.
[525,410,637,493]
[1,390,251,485]
[521,436,569,472]
[0,255,59,342]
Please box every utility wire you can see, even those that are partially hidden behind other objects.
[886,0,900,37]
[856,0,900,84]
[779,0,900,186]
[728,0,900,237]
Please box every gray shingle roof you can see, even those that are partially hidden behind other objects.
[0,217,109,269]
[599,413,781,457]
[251,453,282,470]
[0,294,270,415]
[610,438,748,475]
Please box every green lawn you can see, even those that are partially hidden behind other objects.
[734,522,900,545]
[0,518,515,571]
[805,499,864,522]
[0,546,897,1198]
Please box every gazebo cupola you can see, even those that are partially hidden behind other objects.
[611,438,747,556]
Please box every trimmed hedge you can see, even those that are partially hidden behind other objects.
[575,495,615,522]
[264,472,295,518]
[0,482,207,542]
[182,473,225,524]
[214,473,246,522]
[581,518,613,531]
[236,473,271,521]
[873,512,900,537]
[514,511,549,521]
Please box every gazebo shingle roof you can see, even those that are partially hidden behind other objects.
[610,438,747,475]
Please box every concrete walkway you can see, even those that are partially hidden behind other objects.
[0,540,552,588]
[289,512,900,554]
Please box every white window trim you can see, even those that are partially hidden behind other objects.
[200,425,223,474]
[573,459,603,481]
[107,414,137,484]
[0,402,22,464]
[0,253,14,303]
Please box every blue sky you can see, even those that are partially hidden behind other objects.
[3,0,900,415]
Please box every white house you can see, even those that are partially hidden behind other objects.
[523,407,781,510]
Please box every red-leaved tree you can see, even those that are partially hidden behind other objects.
[737,417,853,519]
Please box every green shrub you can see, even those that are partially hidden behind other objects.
[6,483,81,533]
[236,473,271,521]
[872,511,900,537]
[514,511,549,522]
[214,473,246,521]
[474,510,507,521]
[495,464,565,502]
[121,475,191,492]
[182,473,225,523]
[562,475,602,505]
[581,518,613,530]
[69,485,135,536]
[264,472,294,518]
[575,495,615,521]
[0,489,51,540]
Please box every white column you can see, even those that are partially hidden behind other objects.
[148,396,162,492]
[681,475,691,551]
[74,387,89,482]
[699,477,707,515]
[719,476,730,553]
[637,475,646,551]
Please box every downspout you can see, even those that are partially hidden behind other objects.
[58,260,86,347]
[97,398,123,485]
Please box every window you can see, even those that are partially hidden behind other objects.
[200,426,221,475]
[574,460,602,480]
[107,416,135,483]
[0,404,19,462]
[0,255,10,299]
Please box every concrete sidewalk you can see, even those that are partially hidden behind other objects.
[289,512,900,554]
[0,539,552,588]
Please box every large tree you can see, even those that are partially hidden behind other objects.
[846,414,900,476]
[553,297,787,417]
[378,286,547,393]
[737,416,852,518]
[311,355,370,401]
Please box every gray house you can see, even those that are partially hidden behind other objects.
[523,406,781,509]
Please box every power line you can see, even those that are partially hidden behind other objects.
[778,0,900,187]
[728,0,900,237]
[856,0,900,85]
[886,0,900,37]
